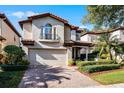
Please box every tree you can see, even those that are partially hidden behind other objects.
[83,5,124,61]
[83,5,124,29]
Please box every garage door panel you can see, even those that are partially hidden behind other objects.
[29,49,67,66]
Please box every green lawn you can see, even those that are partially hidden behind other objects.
[0,71,24,88]
[92,70,124,85]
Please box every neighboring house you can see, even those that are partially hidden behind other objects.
[80,27,124,60]
[0,13,21,49]
[81,26,124,43]
[19,13,93,66]
[81,32,100,43]
[109,27,124,42]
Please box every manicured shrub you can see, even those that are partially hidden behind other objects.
[77,61,113,67]
[0,65,28,71]
[76,60,114,67]
[3,45,26,65]
[18,59,30,65]
[78,64,121,73]
[97,59,113,63]
[68,60,75,66]
[77,61,96,67]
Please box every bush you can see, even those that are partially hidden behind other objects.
[77,61,96,67]
[76,60,114,67]
[68,60,75,66]
[0,65,28,71]
[97,59,113,63]
[78,64,121,73]
[18,60,30,65]
[3,45,26,65]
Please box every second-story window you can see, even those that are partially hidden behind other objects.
[42,24,52,39]
[76,33,80,41]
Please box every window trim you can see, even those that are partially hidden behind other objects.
[40,24,58,40]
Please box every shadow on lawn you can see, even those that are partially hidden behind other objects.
[19,65,70,88]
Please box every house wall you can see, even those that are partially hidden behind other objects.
[110,30,120,40]
[0,18,20,48]
[23,22,32,40]
[64,25,71,42]
[119,30,124,42]
[81,34,98,42]
[81,34,89,42]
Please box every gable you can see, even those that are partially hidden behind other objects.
[32,16,64,27]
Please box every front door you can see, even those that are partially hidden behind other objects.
[72,47,80,60]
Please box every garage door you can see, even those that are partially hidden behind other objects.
[29,49,67,66]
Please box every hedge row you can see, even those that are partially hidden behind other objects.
[76,60,114,67]
[0,65,28,71]
[78,64,121,73]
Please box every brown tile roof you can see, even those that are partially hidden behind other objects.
[19,13,79,30]
[81,26,124,36]
[0,13,21,37]
[28,13,68,23]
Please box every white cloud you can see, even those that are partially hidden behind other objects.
[11,11,38,18]
[79,25,87,28]
[26,11,38,17]
[12,11,25,18]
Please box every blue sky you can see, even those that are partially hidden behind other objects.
[0,5,93,33]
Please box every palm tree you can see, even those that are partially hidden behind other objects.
[96,33,122,60]
[95,32,113,60]
[95,32,124,63]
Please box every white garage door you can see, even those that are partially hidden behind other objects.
[29,49,67,66]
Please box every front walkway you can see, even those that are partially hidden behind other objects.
[18,65,101,88]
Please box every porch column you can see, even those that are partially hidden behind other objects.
[74,48,76,60]
[85,47,89,61]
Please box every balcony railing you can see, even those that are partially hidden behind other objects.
[40,34,60,40]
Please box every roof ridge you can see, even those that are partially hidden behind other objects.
[28,12,68,23]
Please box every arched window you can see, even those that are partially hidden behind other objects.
[43,24,52,39]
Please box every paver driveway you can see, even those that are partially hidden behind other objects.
[18,65,101,88]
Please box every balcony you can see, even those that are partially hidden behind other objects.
[40,34,60,42]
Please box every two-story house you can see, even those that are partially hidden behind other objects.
[19,13,93,66]
[0,13,21,49]
[81,26,124,43]
[80,27,124,60]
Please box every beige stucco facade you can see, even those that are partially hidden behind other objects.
[21,16,73,66]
